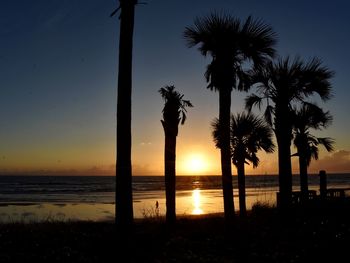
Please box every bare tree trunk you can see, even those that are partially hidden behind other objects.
[237,161,246,217]
[163,130,177,224]
[116,0,136,230]
[275,104,293,210]
[298,147,309,202]
[276,136,293,209]
[219,88,235,220]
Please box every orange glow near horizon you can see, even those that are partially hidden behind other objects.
[2,141,350,176]
[182,153,210,175]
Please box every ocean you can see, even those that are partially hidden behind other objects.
[0,174,349,222]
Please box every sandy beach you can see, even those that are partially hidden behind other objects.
[1,200,350,262]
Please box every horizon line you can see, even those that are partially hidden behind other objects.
[0,172,347,177]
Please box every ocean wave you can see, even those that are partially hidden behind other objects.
[0,174,350,204]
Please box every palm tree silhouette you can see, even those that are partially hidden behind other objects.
[292,104,335,201]
[159,85,193,224]
[212,112,274,216]
[246,56,334,209]
[184,13,276,219]
[113,0,138,229]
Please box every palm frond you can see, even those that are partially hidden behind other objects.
[240,16,277,68]
[299,57,334,101]
[185,12,277,95]
[183,12,240,56]
[230,112,274,168]
[308,135,319,146]
[264,105,274,127]
[159,85,193,127]
[317,137,335,152]
[246,152,260,168]
[245,94,263,111]
[294,103,333,130]
[237,69,254,92]
[205,62,217,91]
[211,118,222,149]
[308,145,319,165]
[182,99,193,108]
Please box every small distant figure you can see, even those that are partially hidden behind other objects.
[155,201,159,217]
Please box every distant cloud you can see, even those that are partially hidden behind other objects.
[0,163,162,176]
[132,164,159,175]
[41,2,72,31]
[0,166,114,176]
[85,165,114,175]
[309,150,350,173]
[140,142,152,146]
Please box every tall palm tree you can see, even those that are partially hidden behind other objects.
[159,85,193,224]
[292,104,335,201]
[212,112,275,216]
[114,0,137,229]
[184,13,276,220]
[246,56,334,209]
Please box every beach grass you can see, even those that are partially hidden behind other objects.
[1,201,350,262]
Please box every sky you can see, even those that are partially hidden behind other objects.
[1,0,350,176]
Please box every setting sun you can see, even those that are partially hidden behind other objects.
[184,154,208,174]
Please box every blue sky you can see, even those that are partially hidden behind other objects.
[1,0,350,175]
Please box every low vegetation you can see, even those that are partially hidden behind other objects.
[2,201,350,262]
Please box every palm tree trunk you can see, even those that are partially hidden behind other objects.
[275,104,293,210]
[219,88,235,220]
[298,148,309,202]
[163,130,177,224]
[276,137,293,208]
[115,0,136,229]
[237,161,246,217]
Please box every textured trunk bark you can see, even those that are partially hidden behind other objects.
[116,1,135,229]
[237,161,246,217]
[219,88,235,220]
[164,133,177,224]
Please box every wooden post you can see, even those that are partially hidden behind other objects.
[319,170,327,199]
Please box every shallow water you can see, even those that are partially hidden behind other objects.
[0,188,277,222]
[0,174,349,222]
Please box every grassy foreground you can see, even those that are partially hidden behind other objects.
[1,201,350,262]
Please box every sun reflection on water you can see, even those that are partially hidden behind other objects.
[192,189,203,215]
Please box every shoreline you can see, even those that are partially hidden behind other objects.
[1,201,350,262]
